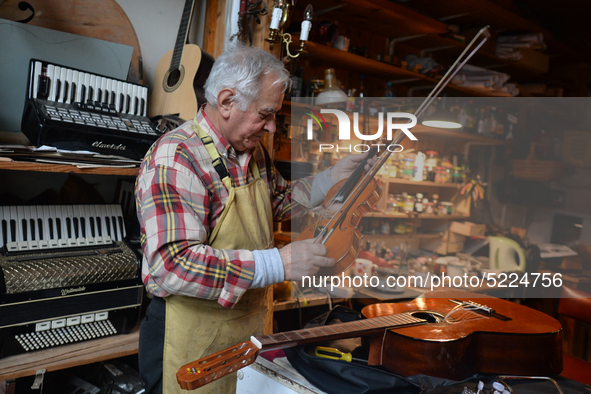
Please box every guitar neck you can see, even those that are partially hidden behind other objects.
[177,312,425,390]
[170,0,196,70]
[254,311,424,351]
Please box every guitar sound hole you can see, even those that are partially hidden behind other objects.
[410,311,446,323]
[167,69,181,87]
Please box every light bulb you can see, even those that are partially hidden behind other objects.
[300,4,313,42]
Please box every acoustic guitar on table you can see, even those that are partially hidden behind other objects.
[177,290,563,390]
[150,0,214,121]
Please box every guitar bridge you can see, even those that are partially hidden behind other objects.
[449,299,511,321]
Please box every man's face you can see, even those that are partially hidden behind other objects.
[225,73,284,152]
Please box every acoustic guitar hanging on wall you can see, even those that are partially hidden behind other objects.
[150,0,214,121]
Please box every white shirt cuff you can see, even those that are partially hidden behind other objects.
[251,248,285,288]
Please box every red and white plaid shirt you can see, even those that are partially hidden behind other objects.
[135,109,317,307]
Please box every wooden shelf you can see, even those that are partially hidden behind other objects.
[362,233,441,239]
[0,330,139,381]
[379,177,462,189]
[0,160,139,176]
[411,126,506,144]
[365,212,469,220]
[303,42,490,97]
[402,34,571,86]
[292,0,448,40]
[399,0,581,59]
[273,294,344,312]
[294,0,586,96]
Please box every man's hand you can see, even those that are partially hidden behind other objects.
[279,239,335,282]
[330,151,378,184]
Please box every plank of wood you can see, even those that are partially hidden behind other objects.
[0,330,139,381]
[0,161,138,176]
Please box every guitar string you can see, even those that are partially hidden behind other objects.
[444,304,486,323]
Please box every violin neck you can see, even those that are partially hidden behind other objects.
[333,146,378,203]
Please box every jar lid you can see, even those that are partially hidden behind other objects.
[426,150,438,155]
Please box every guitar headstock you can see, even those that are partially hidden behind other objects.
[176,340,260,390]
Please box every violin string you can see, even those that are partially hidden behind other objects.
[312,28,491,247]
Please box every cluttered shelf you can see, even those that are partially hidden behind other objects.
[401,0,581,59]
[292,0,586,97]
[365,212,470,220]
[302,42,490,97]
[378,177,462,189]
[0,329,139,381]
[293,0,449,40]
[282,100,506,144]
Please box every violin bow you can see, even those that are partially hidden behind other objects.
[314,26,491,246]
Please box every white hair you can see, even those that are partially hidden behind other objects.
[204,41,291,111]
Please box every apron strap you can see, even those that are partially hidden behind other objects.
[192,119,234,190]
[192,118,262,188]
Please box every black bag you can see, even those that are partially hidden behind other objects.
[284,305,425,394]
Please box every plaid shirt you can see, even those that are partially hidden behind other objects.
[135,109,314,307]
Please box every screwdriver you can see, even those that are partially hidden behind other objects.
[314,346,367,363]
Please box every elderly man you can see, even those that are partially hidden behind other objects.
[135,41,371,393]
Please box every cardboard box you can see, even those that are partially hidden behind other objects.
[518,48,549,74]
[420,238,464,255]
[561,130,591,167]
[444,230,468,243]
[450,221,486,237]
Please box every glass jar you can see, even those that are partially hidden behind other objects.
[452,167,464,184]
[414,193,424,213]
[434,166,447,183]
[393,220,406,234]
[403,195,415,213]
[388,160,399,178]
[425,150,438,182]
[394,194,404,212]
[386,194,396,212]
[439,201,454,215]
[400,158,414,180]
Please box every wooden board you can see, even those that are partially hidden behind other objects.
[0,0,143,82]
[0,330,139,381]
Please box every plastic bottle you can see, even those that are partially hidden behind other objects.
[412,152,426,181]
[384,81,394,97]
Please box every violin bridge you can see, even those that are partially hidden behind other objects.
[314,226,326,238]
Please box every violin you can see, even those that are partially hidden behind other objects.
[292,27,492,277]
[294,147,382,276]
[176,290,563,389]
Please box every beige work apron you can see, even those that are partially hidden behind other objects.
[162,122,274,394]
